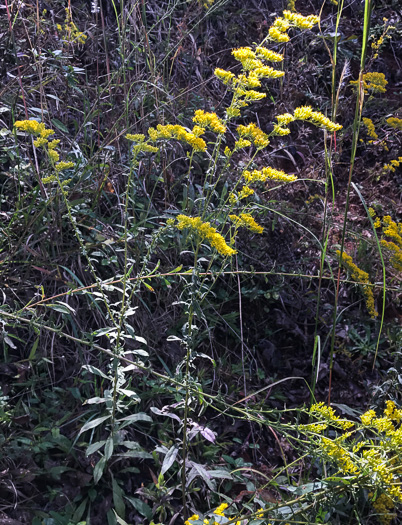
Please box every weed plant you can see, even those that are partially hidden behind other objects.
[0,0,401,524]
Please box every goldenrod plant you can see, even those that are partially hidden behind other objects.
[1,0,401,523]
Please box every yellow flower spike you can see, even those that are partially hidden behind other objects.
[48,150,60,163]
[255,46,284,62]
[234,138,252,149]
[214,68,235,85]
[268,26,290,43]
[126,133,145,142]
[193,110,226,134]
[176,216,236,257]
[48,139,60,150]
[362,117,378,140]
[185,514,199,525]
[350,72,388,94]
[252,66,284,79]
[33,137,49,148]
[237,123,269,149]
[229,213,264,234]
[276,113,295,126]
[386,116,402,130]
[283,10,320,29]
[55,161,75,171]
[273,124,291,136]
[243,167,297,184]
[232,47,256,62]
[213,503,228,516]
[336,250,378,317]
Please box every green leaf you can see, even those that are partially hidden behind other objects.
[112,476,126,518]
[46,303,74,314]
[82,364,110,380]
[93,456,106,484]
[86,440,106,456]
[161,445,179,476]
[113,511,128,525]
[52,118,69,133]
[28,337,39,361]
[79,415,111,435]
[105,436,114,461]
[117,413,152,424]
[125,496,152,520]
[72,497,88,522]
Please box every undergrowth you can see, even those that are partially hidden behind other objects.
[0,0,401,524]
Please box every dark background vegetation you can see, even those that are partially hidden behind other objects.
[0,0,401,523]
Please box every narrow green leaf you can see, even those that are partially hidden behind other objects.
[93,456,106,484]
[105,436,114,461]
[161,445,179,476]
[79,415,111,435]
[86,440,106,456]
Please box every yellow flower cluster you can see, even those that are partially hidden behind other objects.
[57,8,87,45]
[229,213,264,234]
[55,161,75,171]
[321,436,359,474]
[283,10,320,29]
[148,124,206,152]
[303,401,402,508]
[214,28,290,118]
[379,216,402,272]
[14,119,75,176]
[336,250,378,317]
[370,492,396,525]
[15,119,54,138]
[193,110,226,134]
[229,185,255,203]
[268,10,319,42]
[199,0,214,8]
[383,156,402,173]
[175,215,236,257]
[243,166,297,184]
[255,46,284,62]
[126,133,158,155]
[350,72,388,94]
[310,402,354,430]
[214,68,235,85]
[236,123,269,149]
[362,117,378,140]
[293,106,343,132]
[386,117,402,130]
